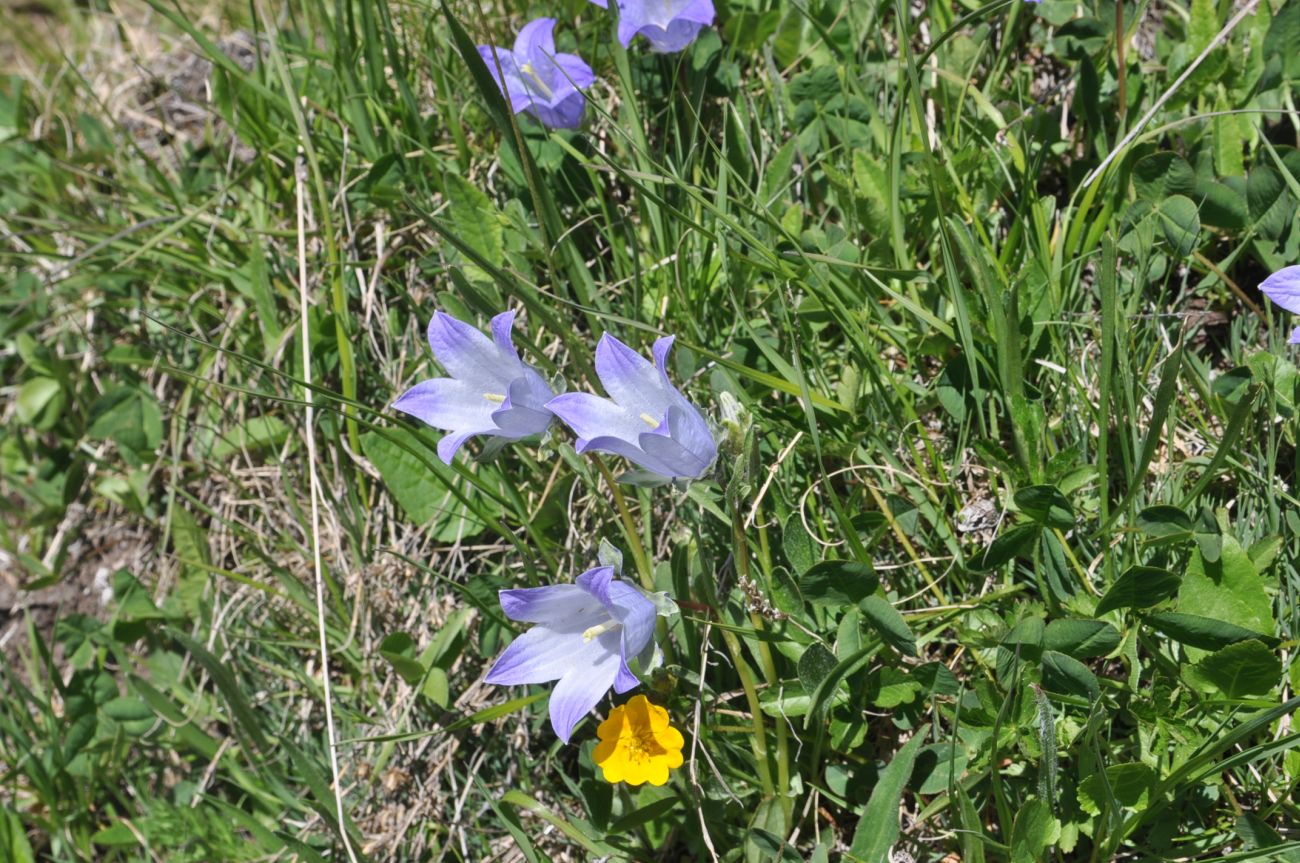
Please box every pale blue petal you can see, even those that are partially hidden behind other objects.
[667,403,716,465]
[595,333,674,413]
[437,429,483,464]
[553,53,596,90]
[498,584,595,624]
[476,46,532,115]
[393,378,497,433]
[484,625,586,685]
[639,428,711,477]
[514,17,557,61]
[427,312,519,392]
[548,634,621,742]
[547,392,651,450]
[489,310,520,361]
[530,92,587,130]
[1290,325,1300,344]
[1261,266,1300,315]
[672,0,715,25]
[637,19,706,52]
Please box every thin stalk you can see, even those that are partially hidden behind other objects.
[593,457,654,591]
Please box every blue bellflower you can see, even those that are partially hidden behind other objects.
[589,0,715,53]
[394,310,554,463]
[484,566,657,742]
[478,18,596,130]
[1260,265,1300,344]
[548,334,716,483]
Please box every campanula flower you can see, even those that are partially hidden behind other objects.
[589,0,715,53]
[1260,265,1300,344]
[477,18,596,130]
[594,695,684,786]
[547,334,717,483]
[484,566,657,742]
[393,310,554,463]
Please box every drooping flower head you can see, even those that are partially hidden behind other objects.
[594,694,684,786]
[1260,265,1300,344]
[484,566,656,742]
[477,18,596,130]
[547,334,717,484]
[394,310,554,463]
[589,0,715,53]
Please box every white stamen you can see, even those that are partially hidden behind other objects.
[582,620,619,643]
[484,393,506,404]
[639,412,660,428]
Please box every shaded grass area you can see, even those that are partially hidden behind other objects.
[1,0,1299,859]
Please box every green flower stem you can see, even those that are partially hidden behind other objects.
[715,623,776,800]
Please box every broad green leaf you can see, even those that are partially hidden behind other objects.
[1145,612,1278,651]
[443,171,504,281]
[1132,153,1196,201]
[1077,763,1156,815]
[360,429,491,542]
[1094,566,1181,615]
[87,386,163,454]
[1176,536,1275,654]
[1010,798,1060,863]
[1041,650,1099,701]
[0,807,34,863]
[782,513,817,575]
[1043,619,1120,659]
[1014,485,1075,529]
[846,729,926,862]
[1136,505,1193,537]
[210,416,291,459]
[801,560,878,606]
[860,595,917,657]
[15,376,63,428]
[1157,195,1200,258]
[798,643,838,694]
[972,524,1039,571]
[1185,640,1281,698]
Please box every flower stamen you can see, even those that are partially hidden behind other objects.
[639,412,660,428]
[484,392,507,404]
[582,620,620,643]
[519,61,554,99]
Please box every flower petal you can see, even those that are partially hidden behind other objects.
[549,635,621,742]
[547,392,650,450]
[667,403,716,465]
[638,427,712,478]
[489,310,521,362]
[484,625,588,686]
[530,92,587,130]
[437,429,485,464]
[1290,325,1300,345]
[476,46,532,114]
[394,378,498,433]
[427,311,519,392]
[553,53,596,90]
[637,19,707,52]
[499,584,597,624]
[595,333,674,412]
[577,569,657,692]
[1261,266,1300,315]
[514,17,557,60]
[671,0,715,25]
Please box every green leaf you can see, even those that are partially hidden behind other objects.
[90,823,139,847]
[846,729,927,862]
[1136,505,1194,537]
[1132,153,1196,201]
[15,376,63,429]
[1176,535,1275,653]
[1040,650,1099,701]
[379,632,426,685]
[871,667,923,708]
[1145,612,1278,651]
[87,386,163,454]
[798,643,838,694]
[1014,485,1075,529]
[1095,566,1181,616]
[443,171,504,281]
[782,513,817,575]
[800,560,878,606]
[1077,763,1156,815]
[1043,619,1120,659]
[360,429,491,542]
[1156,195,1200,258]
[971,523,1039,571]
[860,595,917,657]
[0,807,34,863]
[1010,798,1060,863]
[1185,640,1281,698]
[210,416,291,459]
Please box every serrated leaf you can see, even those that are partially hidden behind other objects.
[1185,640,1281,698]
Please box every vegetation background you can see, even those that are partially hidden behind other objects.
[2,0,1299,859]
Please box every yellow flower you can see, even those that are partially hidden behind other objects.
[593,695,684,786]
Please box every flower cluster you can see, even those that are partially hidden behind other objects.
[477,0,717,129]
[395,308,711,781]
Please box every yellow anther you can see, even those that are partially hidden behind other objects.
[484,392,507,404]
[639,412,660,428]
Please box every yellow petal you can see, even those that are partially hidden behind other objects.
[664,748,684,770]
[644,761,670,786]
[656,726,685,750]
[596,707,626,742]
[600,755,627,784]
[593,738,618,764]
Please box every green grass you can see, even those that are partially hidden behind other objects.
[1,0,1299,859]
